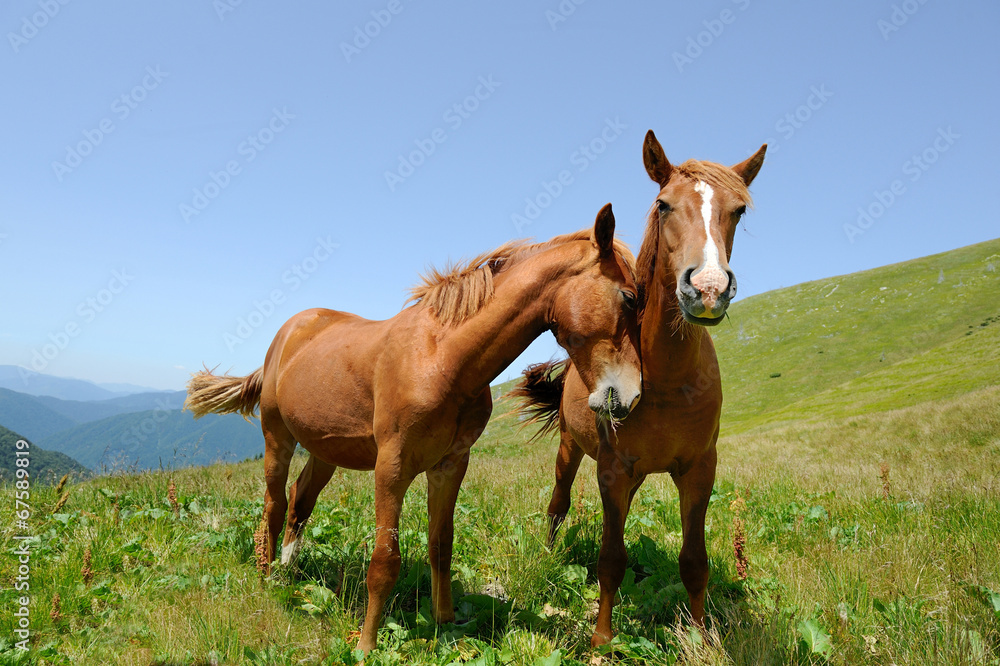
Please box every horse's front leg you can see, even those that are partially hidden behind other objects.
[427,388,491,622]
[426,448,470,623]
[358,451,416,654]
[674,445,717,626]
[592,440,642,647]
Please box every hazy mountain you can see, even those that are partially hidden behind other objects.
[35,390,188,424]
[0,365,123,401]
[0,388,78,441]
[0,425,89,484]
[38,409,263,472]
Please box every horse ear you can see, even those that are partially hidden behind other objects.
[643,130,673,186]
[594,203,616,257]
[732,144,767,187]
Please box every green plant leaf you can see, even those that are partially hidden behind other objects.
[980,586,1000,618]
[533,649,562,666]
[797,618,833,659]
[563,564,587,585]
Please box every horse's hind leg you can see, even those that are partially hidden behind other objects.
[281,453,337,565]
[262,420,297,569]
[674,446,718,626]
[546,426,586,547]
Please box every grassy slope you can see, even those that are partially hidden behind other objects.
[1,240,998,664]
[712,237,1000,433]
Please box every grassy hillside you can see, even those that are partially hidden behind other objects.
[712,237,1000,433]
[0,425,88,484]
[38,410,263,472]
[0,388,78,441]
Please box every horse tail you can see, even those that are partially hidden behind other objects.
[506,359,569,441]
[184,366,264,421]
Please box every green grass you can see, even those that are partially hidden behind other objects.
[713,237,1000,433]
[1,239,998,664]
[2,386,997,664]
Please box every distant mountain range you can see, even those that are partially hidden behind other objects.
[0,424,89,484]
[0,374,262,473]
[0,365,164,401]
[37,409,263,471]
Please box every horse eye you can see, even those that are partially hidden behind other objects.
[734,205,747,218]
[621,290,637,309]
[656,200,671,214]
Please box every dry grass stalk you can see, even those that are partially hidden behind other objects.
[730,490,749,581]
[81,547,94,585]
[168,479,179,516]
[50,593,62,623]
[54,473,69,495]
[253,516,270,576]
[52,491,69,513]
[575,482,585,516]
[879,462,891,500]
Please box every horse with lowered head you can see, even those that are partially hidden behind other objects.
[185,204,642,653]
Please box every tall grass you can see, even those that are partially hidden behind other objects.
[1,384,997,663]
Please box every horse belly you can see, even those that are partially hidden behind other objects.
[299,434,378,471]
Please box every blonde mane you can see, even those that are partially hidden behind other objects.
[408,230,635,326]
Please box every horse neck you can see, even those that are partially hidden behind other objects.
[443,251,575,395]
[640,265,706,391]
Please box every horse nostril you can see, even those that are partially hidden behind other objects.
[679,267,699,299]
[682,267,695,287]
[726,270,737,298]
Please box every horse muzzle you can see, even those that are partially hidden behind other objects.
[677,266,737,325]
[589,382,641,422]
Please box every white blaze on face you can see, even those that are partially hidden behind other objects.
[690,180,728,311]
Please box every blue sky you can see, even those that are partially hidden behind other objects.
[2,1,998,391]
